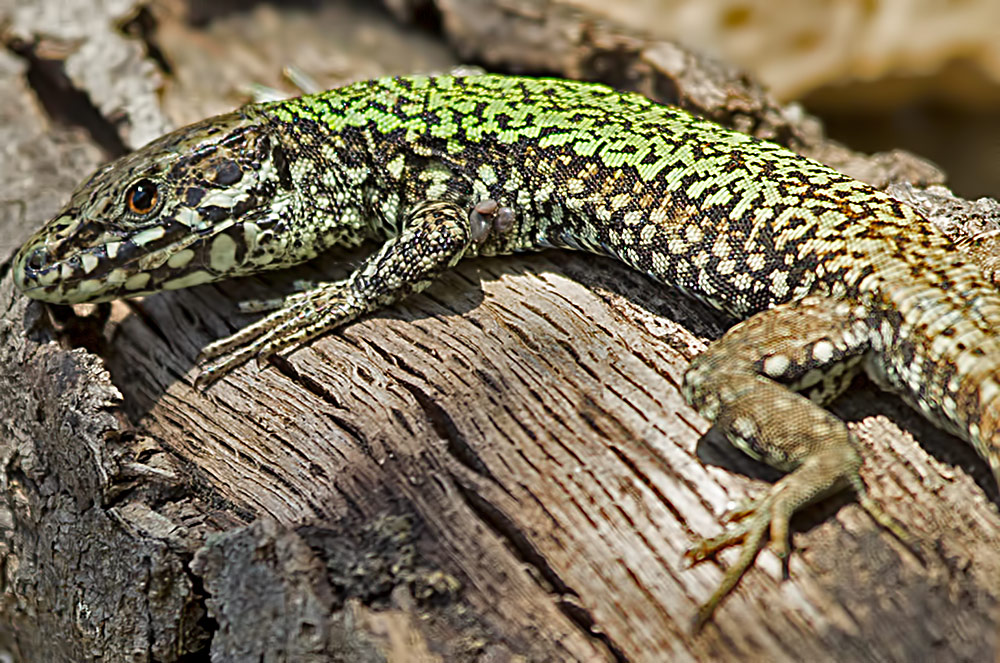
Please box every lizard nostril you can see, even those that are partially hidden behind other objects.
[25,246,48,272]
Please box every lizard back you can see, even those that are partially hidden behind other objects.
[265,76,1000,469]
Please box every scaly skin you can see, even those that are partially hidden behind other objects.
[13,74,1000,629]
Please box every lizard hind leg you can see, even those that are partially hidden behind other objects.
[680,296,912,630]
[195,199,475,386]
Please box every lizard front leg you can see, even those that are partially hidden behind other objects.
[195,199,476,386]
[681,296,915,629]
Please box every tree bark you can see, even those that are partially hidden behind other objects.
[1,1,998,661]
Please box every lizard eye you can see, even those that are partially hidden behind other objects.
[125,179,160,216]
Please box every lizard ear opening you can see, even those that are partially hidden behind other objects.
[125,178,160,216]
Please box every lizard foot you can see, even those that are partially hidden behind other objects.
[194,279,355,387]
[685,488,789,632]
[685,472,919,632]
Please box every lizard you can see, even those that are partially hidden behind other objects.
[12,73,1000,630]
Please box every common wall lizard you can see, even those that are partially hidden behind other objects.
[13,73,1000,629]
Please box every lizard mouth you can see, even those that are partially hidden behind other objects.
[13,226,225,305]
[16,240,147,304]
[11,238,87,303]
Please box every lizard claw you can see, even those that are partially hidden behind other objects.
[687,473,919,632]
[685,489,792,632]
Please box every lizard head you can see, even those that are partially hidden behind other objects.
[13,106,295,304]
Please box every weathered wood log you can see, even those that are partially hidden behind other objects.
[1,1,998,661]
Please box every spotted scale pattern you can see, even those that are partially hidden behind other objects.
[13,73,1000,628]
